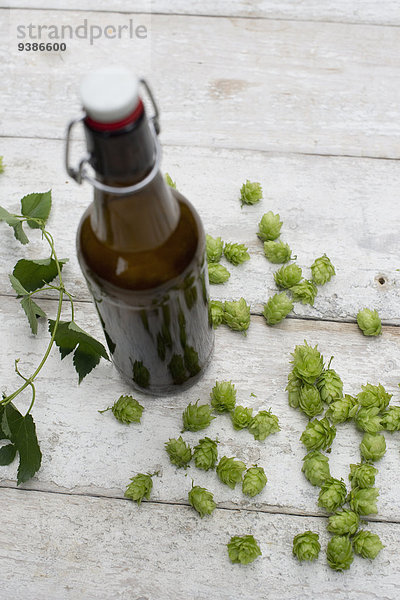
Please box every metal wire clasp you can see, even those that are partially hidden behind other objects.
[65,78,161,196]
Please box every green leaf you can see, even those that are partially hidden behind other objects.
[21,297,46,335]
[2,404,42,485]
[21,190,52,229]
[13,257,67,292]
[9,273,28,296]
[0,443,17,466]
[0,205,29,245]
[49,320,109,383]
[0,405,8,440]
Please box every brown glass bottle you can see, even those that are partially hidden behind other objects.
[74,71,214,395]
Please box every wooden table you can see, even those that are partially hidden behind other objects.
[1,2,400,598]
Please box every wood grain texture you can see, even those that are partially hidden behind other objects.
[3,1,400,26]
[1,138,400,323]
[0,487,398,600]
[2,296,400,523]
[3,10,400,157]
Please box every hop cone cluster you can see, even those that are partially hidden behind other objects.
[292,531,320,562]
[125,473,154,505]
[300,417,336,451]
[206,234,223,263]
[302,451,330,487]
[274,263,302,288]
[165,436,192,468]
[182,400,215,432]
[264,240,292,264]
[188,485,216,518]
[209,300,224,329]
[311,254,335,285]
[248,409,280,441]
[240,180,263,206]
[327,510,359,535]
[360,433,386,461]
[193,437,219,471]
[210,380,237,413]
[326,395,358,425]
[357,308,382,336]
[263,292,293,325]
[290,280,318,306]
[349,487,379,515]
[242,466,267,497]
[227,535,262,564]
[318,477,347,512]
[216,456,246,489]
[349,463,378,489]
[316,368,343,404]
[208,263,230,284]
[353,530,384,559]
[224,242,250,266]
[326,535,354,571]
[110,395,144,424]
[231,405,253,430]
[291,341,324,384]
[298,384,324,418]
[223,298,251,332]
[257,211,282,242]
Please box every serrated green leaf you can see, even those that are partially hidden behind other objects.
[9,274,28,296]
[49,320,109,383]
[0,443,17,466]
[0,405,7,440]
[21,191,51,229]
[3,404,42,485]
[13,257,66,292]
[0,206,14,223]
[20,297,46,335]
[0,206,29,245]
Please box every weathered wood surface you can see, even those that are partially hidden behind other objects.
[0,487,398,600]
[3,1,400,26]
[1,138,400,323]
[2,295,400,523]
[2,10,400,158]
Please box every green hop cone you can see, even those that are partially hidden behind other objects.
[357,308,382,336]
[242,465,267,497]
[291,341,324,384]
[286,371,302,409]
[353,530,384,559]
[124,473,154,505]
[349,486,379,515]
[302,451,330,487]
[248,409,280,441]
[240,180,263,207]
[300,417,336,451]
[290,280,318,306]
[316,368,343,404]
[227,534,262,565]
[193,437,219,471]
[223,298,251,332]
[326,535,354,571]
[357,383,391,411]
[311,254,335,285]
[264,240,292,264]
[381,406,400,432]
[107,395,144,424]
[165,436,192,468]
[206,234,224,263]
[292,531,321,562]
[318,477,347,513]
[231,405,253,430]
[208,263,230,284]
[349,463,378,489]
[224,242,250,266]
[257,211,282,242]
[209,300,224,329]
[355,406,383,434]
[298,384,324,418]
[210,380,237,413]
[263,292,293,325]
[326,395,358,425]
[216,456,246,489]
[188,484,216,518]
[274,263,302,289]
[360,432,386,461]
[165,173,176,188]
[182,400,215,432]
[327,510,359,535]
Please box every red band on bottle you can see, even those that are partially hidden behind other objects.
[85,100,144,131]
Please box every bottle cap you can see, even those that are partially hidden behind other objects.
[80,65,140,124]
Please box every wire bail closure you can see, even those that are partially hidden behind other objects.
[65,78,161,197]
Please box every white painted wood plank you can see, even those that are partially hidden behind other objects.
[0,138,399,323]
[2,11,400,157]
[1,296,400,523]
[3,1,400,26]
[0,487,398,600]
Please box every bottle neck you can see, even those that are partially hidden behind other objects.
[83,107,180,253]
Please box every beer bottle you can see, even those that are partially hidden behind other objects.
[65,66,214,395]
